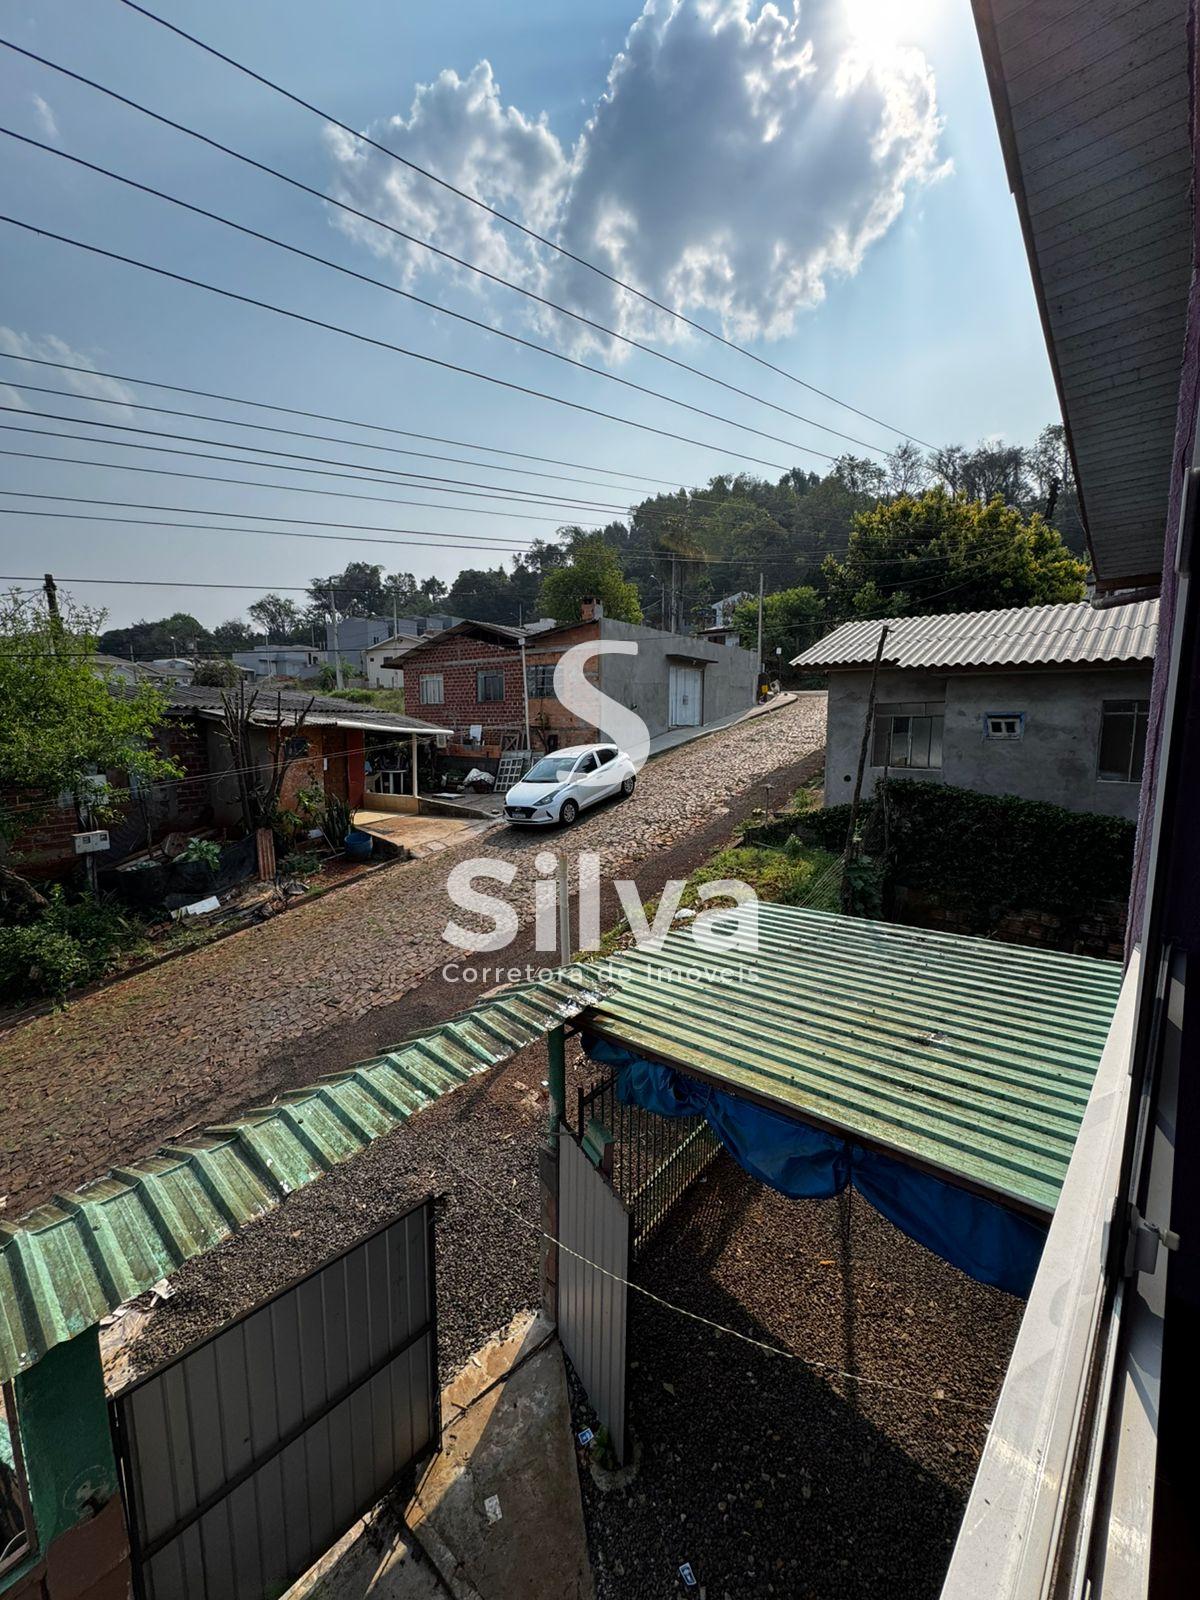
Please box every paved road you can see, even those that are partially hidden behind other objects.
[0,696,825,1211]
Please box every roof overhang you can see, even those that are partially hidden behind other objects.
[971,0,1193,589]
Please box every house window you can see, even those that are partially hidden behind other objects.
[419,673,444,706]
[477,670,505,703]
[526,664,556,699]
[1098,700,1149,783]
[872,702,944,769]
[984,713,1024,740]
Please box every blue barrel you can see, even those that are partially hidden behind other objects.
[343,827,374,860]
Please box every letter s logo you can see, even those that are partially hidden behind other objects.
[554,641,650,770]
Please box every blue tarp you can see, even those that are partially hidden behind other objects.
[586,1037,1047,1296]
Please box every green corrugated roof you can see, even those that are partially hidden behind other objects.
[582,904,1123,1218]
[0,968,609,1383]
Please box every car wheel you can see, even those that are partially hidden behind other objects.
[559,799,579,826]
[621,775,636,798]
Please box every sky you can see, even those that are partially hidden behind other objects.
[0,0,1060,634]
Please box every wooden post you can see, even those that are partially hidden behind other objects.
[410,733,419,800]
[540,1024,567,1323]
[841,624,889,911]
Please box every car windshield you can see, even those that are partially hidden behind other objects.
[522,756,578,783]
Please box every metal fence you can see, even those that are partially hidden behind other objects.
[110,1199,438,1600]
[576,1073,720,1258]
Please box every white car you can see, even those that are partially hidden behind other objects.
[503,742,637,826]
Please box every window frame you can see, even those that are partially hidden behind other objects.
[525,663,557,700]
[871,701,945,771]
[476,669,505,704]
[1097,699,1149,784]
[419,673,445,706]
[983,712,1025,741]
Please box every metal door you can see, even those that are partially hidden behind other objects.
[668,665,702,727]
[111,1199,438,1600]
[557,1127,630,1462]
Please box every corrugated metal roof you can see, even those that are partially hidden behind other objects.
[583,904,1123,1218]
[791,600,1158,671]
[158,684,452,736]
[973,0,1192,587]
[0,968,609,1383]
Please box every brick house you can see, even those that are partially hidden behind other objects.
[392,605,759,764]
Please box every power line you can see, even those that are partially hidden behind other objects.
[0,376,660,499]
[0,445,607,528]
[0,351,691,490]
[0,214,802,475]
[2,128,845,465]
[114,0,937,449]
[0,43,891,456]
[0,407,632,515]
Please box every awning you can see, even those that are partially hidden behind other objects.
[575,905,1123,1292]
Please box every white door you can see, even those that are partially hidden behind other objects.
[668,665,702,727]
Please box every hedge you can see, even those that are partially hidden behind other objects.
[788,780,1135,923]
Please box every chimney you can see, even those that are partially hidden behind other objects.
[579,596,604,622]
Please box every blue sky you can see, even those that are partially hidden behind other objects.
[0,0,1058,632]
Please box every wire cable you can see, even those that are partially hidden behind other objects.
[0,213,802,475]
[0,44,892,456]
[115,0,938,448]
[1,128,846,465]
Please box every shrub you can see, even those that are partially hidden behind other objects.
[179,837,221,872]
[0,887,146,1000]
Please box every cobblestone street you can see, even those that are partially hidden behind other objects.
[0,696,825,1211]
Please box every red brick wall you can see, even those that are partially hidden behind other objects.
[403,633,527,756]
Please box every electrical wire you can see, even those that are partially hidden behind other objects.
[1,129,846,465]
[0,213,803,475]
[0,47,893,456]
[0,445,607,528]
[0,351,693,490]
[115,0,938,448]
[0,408,632,514]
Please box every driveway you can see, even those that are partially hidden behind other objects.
[0,695,825,1213]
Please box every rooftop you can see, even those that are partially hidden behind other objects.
[583,904,1124,1216]
[791,599,1159,673]
[156,683,453,736]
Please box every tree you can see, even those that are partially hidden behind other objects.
[731,586,824,661]
[822,487,1087,620]
[248,594,304,641]
[444,566,519,623]
[885,441,929,498]
[98,611,208,660]
[209,618,257,652]
[538,535,644,624]
[192,659,245,687]
[307,563,390,619]
[0,591,181,903]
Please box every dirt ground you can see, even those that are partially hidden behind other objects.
[570,1155,1023,1600]
[1,696,824,1212]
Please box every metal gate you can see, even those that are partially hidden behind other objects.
[668,664,703,727]
[111,1199,438,1600]
[558,1128,631,1463]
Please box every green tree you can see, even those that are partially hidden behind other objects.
[248,594,305,641]
[0,591,181,901]
[732,586,824,661]
[192,659,245,687]
[822,487,1087,620]
[538,535,644,624]
[307,563,391,618]
[444,566,519,623]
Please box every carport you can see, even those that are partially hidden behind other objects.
[551,904,1124,1459]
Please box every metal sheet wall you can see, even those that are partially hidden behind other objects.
[111,1200,437,1600]
[557,1128,630,1462]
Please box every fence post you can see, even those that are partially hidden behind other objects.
[10,1328,131,1598]
[539,1024,567,1324]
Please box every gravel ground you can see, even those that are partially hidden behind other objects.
[1,695,824,1211]
[570,1155,1023,1600]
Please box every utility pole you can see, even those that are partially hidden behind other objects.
[329,585,343,689]
[519,631,531,755]
[756,572,764,668]
[841,624,889,911]
[43,572,59,623]
[392,580,399,643]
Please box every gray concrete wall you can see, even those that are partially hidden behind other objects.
[824,665,1152,820]
[596,620,758,739]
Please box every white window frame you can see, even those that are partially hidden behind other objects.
[871,701,945,770]
[984,713,1025,740]
[419,673,444,706]
[526,663,556,699]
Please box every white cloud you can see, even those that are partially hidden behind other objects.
[0,328,137,417]
[30,93,59,143]
[325,0,947,356]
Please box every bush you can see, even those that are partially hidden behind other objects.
[0,887,147,1000]
[191,659,244,687]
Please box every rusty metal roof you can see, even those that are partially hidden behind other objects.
[582,904,1123,1218]
[0,969,609,1382]
[791,600,1158,672]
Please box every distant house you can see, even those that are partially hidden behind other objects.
[232,645,330,681]
[324,614,459,674]
[792,600,1159,821]
[699,591,753,648]
[396,601,758,763]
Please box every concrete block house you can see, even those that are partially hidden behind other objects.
[793,599,1159,821]
[392,605,759,766]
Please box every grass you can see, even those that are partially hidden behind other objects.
[328,687,408,712]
